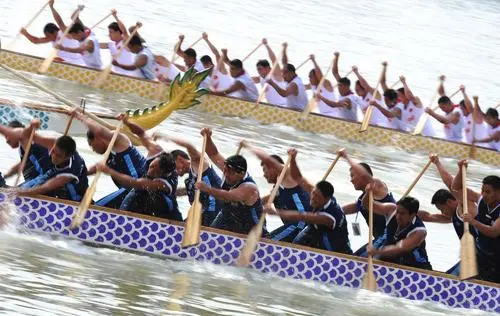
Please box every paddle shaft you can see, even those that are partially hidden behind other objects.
[360,66,385,132]
[469,106,477,159]
[461,165,470,231]
[14,126,37,186]
[295,57,310,71]
[322,152,342,181]
[242,42,263,62]
[172,36,203,62]
[63,98,85,136]
[6,0,50,49]
[401,159,432,198]
[89,12,114,30]
[363,190,377,291]
[301,58,335,119]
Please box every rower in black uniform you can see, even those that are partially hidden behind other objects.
[338,149,396,256]
[14,120,88,202]
[72,110,147,208]
[0,120,53,182]
[97,152,182,221]
[264,148,351,254]
[367,192,432,270]
[195,128,266,235]
[452,160,500,283]
[242,141,311,242]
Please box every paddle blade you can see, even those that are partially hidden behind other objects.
[362,256,377,291]
[236,214,265,267]
[413,113,429,135]
[460,231,478,280]
[300,98,317,121]
[360,105,373,132]
[38,49,58,74]
[71,173,100,228]
[93,65,113,88]
[182,198,203,248]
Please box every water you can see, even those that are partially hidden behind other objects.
[0,0,499,314]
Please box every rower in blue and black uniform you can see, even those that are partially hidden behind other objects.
[195,128,266,235]
[264,148,351,254]
[242,141,311,242]
[98,152,182,220]
[73,110,147,208]
[452,160,500,283]
[0,120,53,182]
[337,149,396,256]
[14,120,88,201]
[367,194,432,270]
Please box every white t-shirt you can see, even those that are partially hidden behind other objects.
[488,124,500,151]
[285,76,308,110]
[109,40,141,77]
[361,92,388,128]
[81,33,102,69]
[313,85,339,117]
[229,71,259,102]
[442,107,464,142]
[462,113,490,148]
[260,76,286,106]
[207,70,233,92]
[338,93,362,122]
[53,30,85,66]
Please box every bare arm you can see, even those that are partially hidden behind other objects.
[332,52,341,82]
[58,40,94,54]
[175,35,186,59]
[20,28,52,44]
[155,133,206,173]
[267,80,297,97]
[472,96,485,124]
[4,162,21,179]
[122,116,163,157]
[101,165,170,192]
[201,128,225,171]
[288,149,314,194]
[197,183,258,205]
[466,217,500,238]
[373,230,427,258]
[450,160,481,202]
[202,33,220,62]
[112,11,129,40]
[418,210,452,223]
[310,55,332,91]
[264,40,282,80]
[380,62,389,92]
[114,54,148,71]
[429,155,453,189]
[400,76,422,107]
[281,43,288,67]
[425,108,459,125]
[276,209,334,227]
[352,66,374,94]
[212,80,246,96]
[49,3,66,32]
[74,111,130,152]
[475,130,500,143]
[342,203,357,215]
[18,176,72,195]
[361,185,395,216]
[371,100,401,119]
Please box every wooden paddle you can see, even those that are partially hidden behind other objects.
[88,11,114,30]
[363,190,377,291]
[6,0,51,50]
[181,134,208,247]
[321,149,343,181]
[236,154,292,267]
[235,142,244,155]
[401,159,432,198]
[360,66,385,132]
[70,120,124,228]
[93,23,142,88]
[300,58,335,120]
[171,36,203,63]
[63,98,85,136]
[495,103,500,109]
[413,87,460,136]
[253,57,281,109]
[295,57,310,71]
[14,124,37,186]
[459,164,478,280]
[38,5,85,74]
[242,42,263,62]
[469,98,478,159]
[389,79,401,89]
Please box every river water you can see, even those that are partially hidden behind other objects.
[0,0,499,315]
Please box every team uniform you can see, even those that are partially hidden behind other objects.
[108,40,141,77]
[360,92,388,127]
[338,93,363,122]
[402,101,435,136]
[284,76,308,111]
[293,197,352,254]
[313,85,339,118]
[136,46,156,80]
[268,185,311,242]
[95,145,147,208]
[21,152,88,202]
[19,143,53,181]
[462,114,490,148]
[260,76,286,106]
[81,33,102,69]
[52,30,85,66]
[211,174,266,235]
[387,102,406,131]
[184,166,222,226]
[487,123,500,151]
[207,70,233,92]
[442,107,464,142]
[229,71,259,102]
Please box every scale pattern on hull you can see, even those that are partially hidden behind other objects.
[3,194,498,313]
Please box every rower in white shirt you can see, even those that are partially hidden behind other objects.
[112,34,157,80]
[370,89,405,131]
[153,55,180,83]
[200,32,233,91]
[266,43,308,111]
[100,10,141,77]
[462,96,492,148]
[475,107,500,151]
[174,35,204,73]
[252,39,286,106]
[425,95,464,142]
[352,65,388,127]
[307,54,338,117]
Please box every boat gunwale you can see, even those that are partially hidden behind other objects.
[8,191,499,289]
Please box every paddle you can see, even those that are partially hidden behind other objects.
[88,11,114,30]
[459,164,478,280]
[171,35,204,63]
[295,57,310,71]
[6,0,50,50]
[253,57,281,109]
[496,103,500,109]
[321,149,343,181]
[235,142,244,155]
[38,5,85,74]
[242,42,263,62]
[71,120,124,228]
[401,159,432,198]
[300,58,335,120]
[93,23,142,88]
[363,189,377,291]
[63,98,85,136]
[359,66,385,132]
[469,96,479,159]
[236,154,292,267]
[14,123,37,186]
[413,86,460,136]
[181,134,208,248]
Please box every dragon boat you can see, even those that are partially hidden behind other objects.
[2,193,499,313]
[0,49,498,166]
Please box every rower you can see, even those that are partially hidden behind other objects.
[338,149,396,255]
[474,108,500,151]
[242,142,311,242]
[263,148,351,254]
[153,55,180,83]
[397,76,435,136]
[369,89,405,131]
[251,39,286,106]
[308,54,338,117]
[100,10,141,77]
[367,193,433,270]
[72,110,147,208]
[452,160,500,283]
[425,94,464,142]
[97,152,182,221]
[0,120,53,182]
[15,120,88,202]
[211,50,259,102]
[352,65,388,127]
[174,35,204,72]
[201,32,233,91]
[266,43,308,110]
[317,52,363,122]
[462,95,490,147]
[195,128,266,235]
[112,34,157,80]
[418,154,478,275]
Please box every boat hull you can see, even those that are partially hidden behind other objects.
[0,49,498,166]
[3,193,499,313]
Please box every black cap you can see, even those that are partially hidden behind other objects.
[225,155,247,173]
